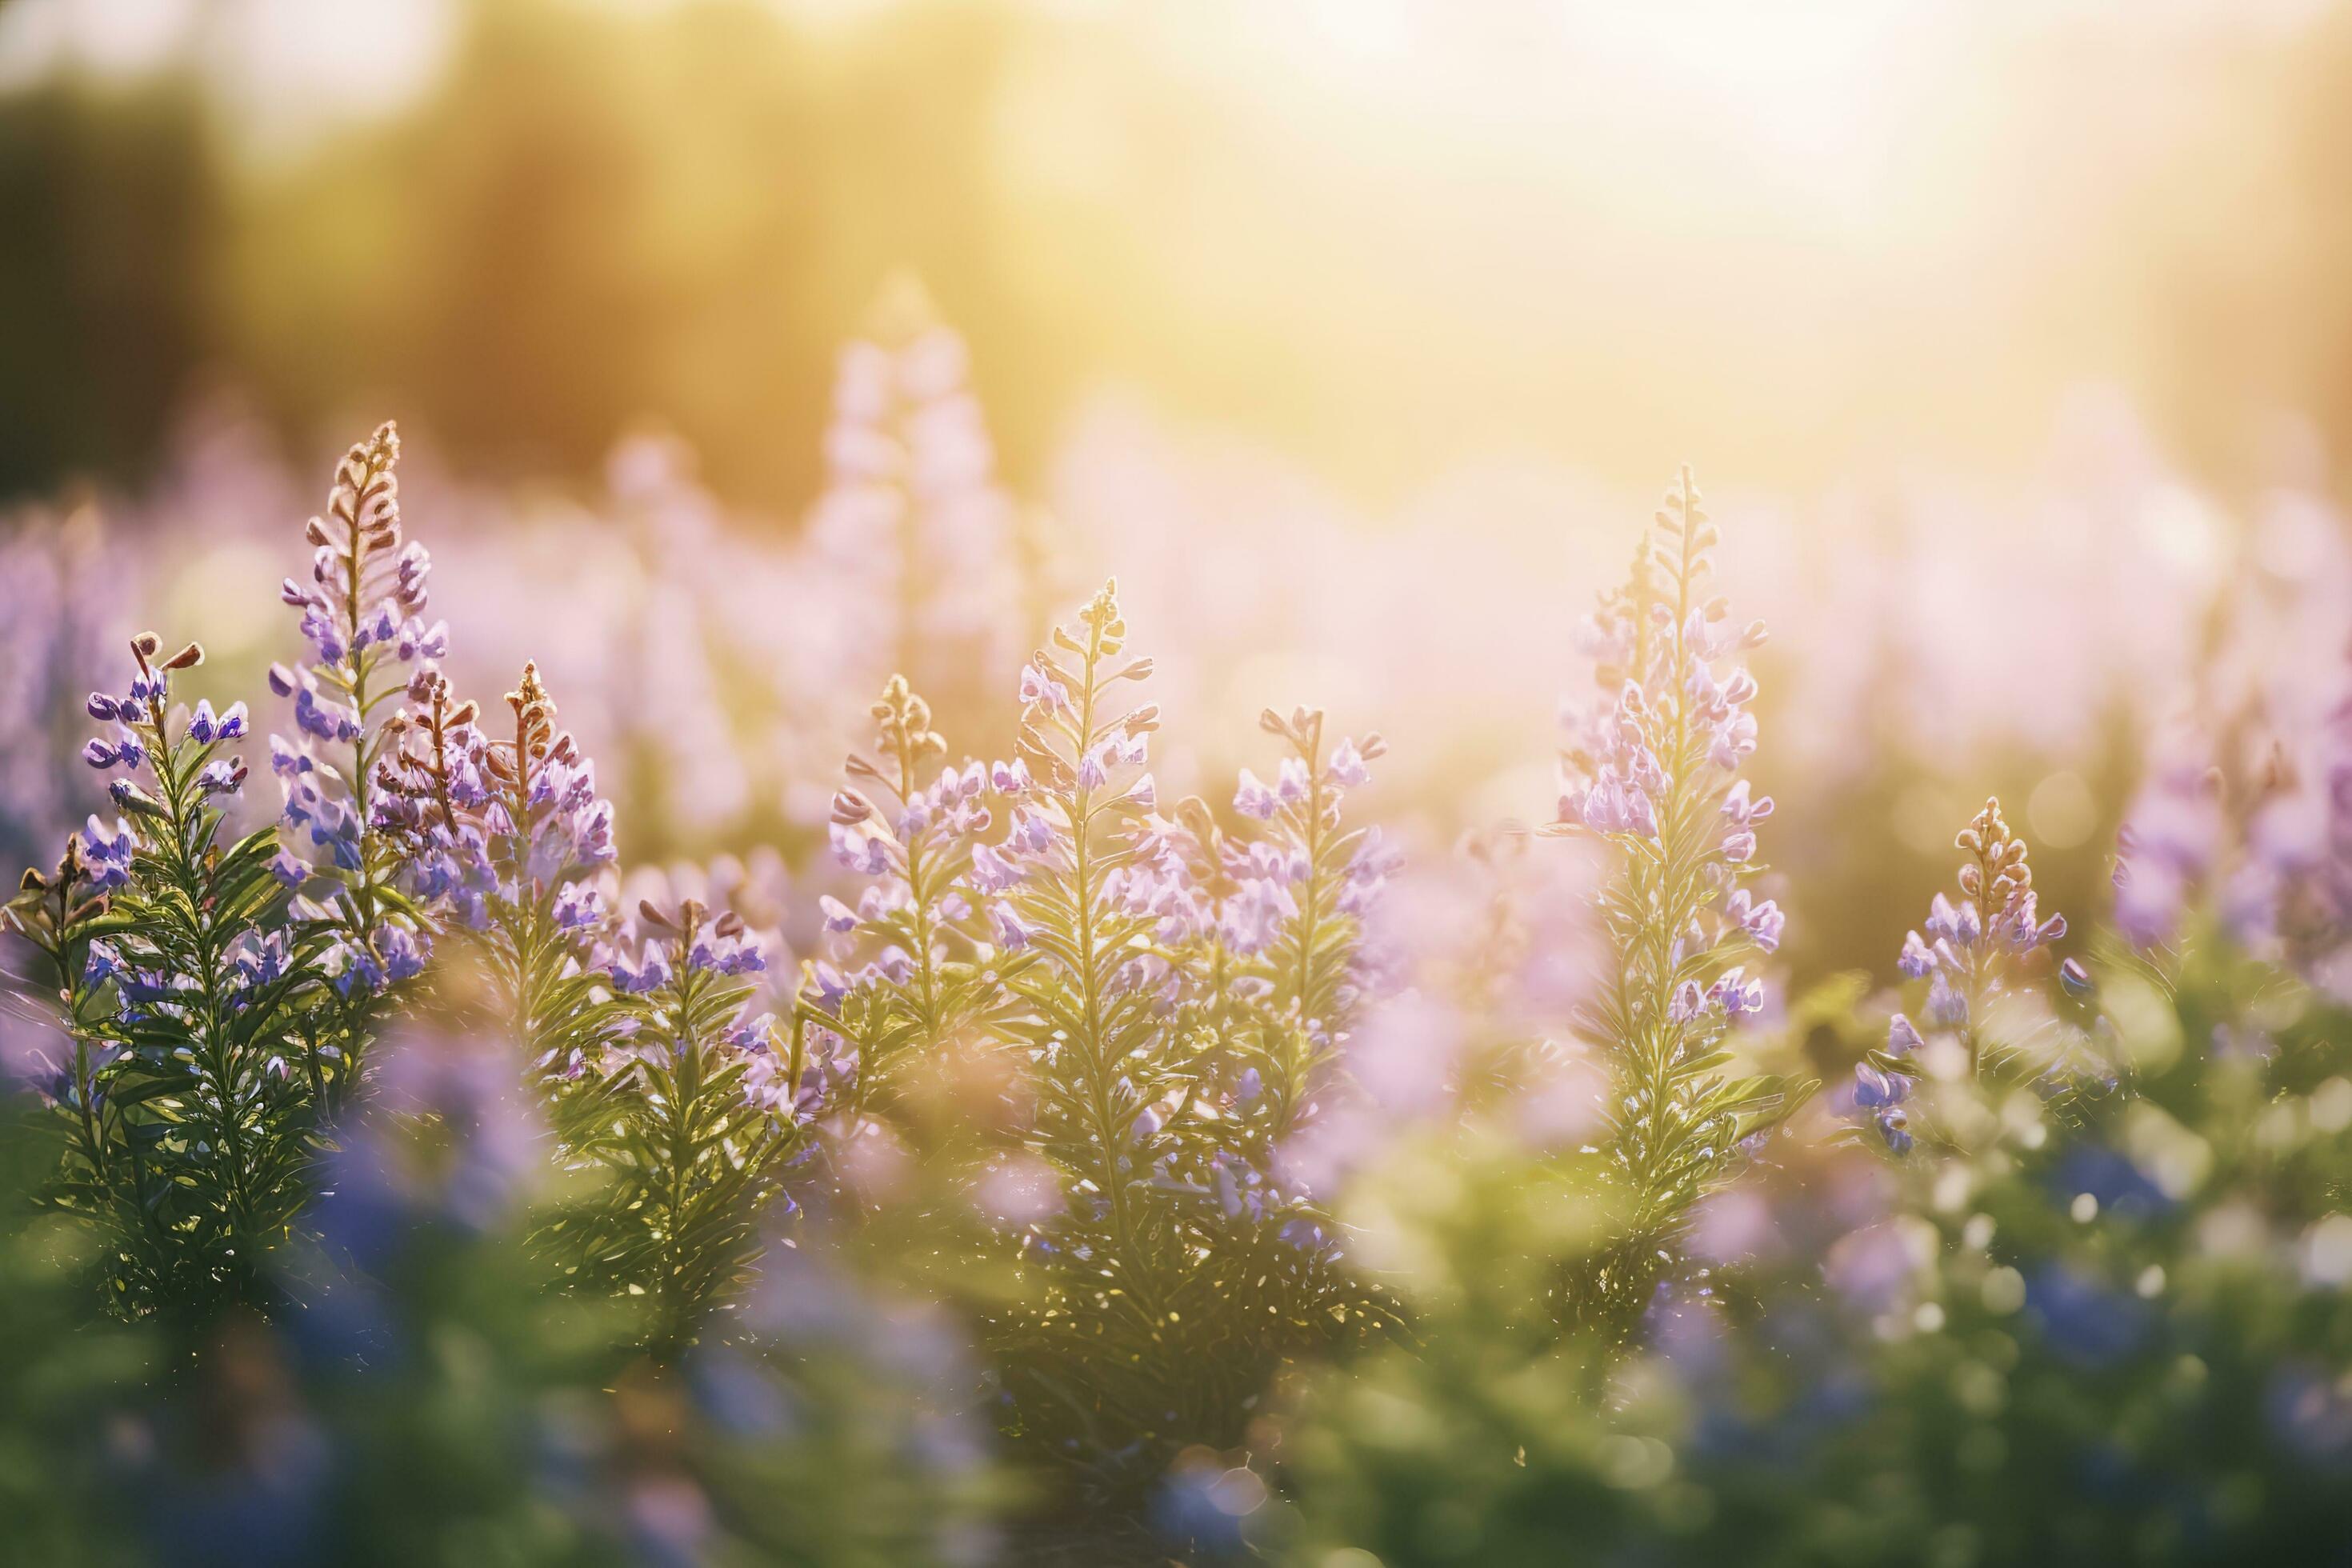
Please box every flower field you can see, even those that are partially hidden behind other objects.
[6,4,2352,1566]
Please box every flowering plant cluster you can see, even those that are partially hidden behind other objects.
[6,632,315,1319]
[267,423,442,1108]
[374,658,619,1087]
[1547,467,1806,1351]
[799,582,1397,1498]
[1858,795,2098,1156]
[542,894,810,1351]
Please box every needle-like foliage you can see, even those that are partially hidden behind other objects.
[805,584,1398,1497]
[804,674,1028,1138]
[1549,467,1807,1356]
[376,660,622,1096]
[267,422,446,1114]
[550,896,808,1354]
[1859,795,2102,1156]
[6,635,327,1322]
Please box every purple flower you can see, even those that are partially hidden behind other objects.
[1325,739,1370,790]
[1875,1108,1914,1155]
[1234,768,1278,821]
[330,940,389,999]
[554,882,608,932]
[1724,889,1784,953]
[1007,806,1054,857]
[1854,1061,1910,1109]
[79,815,136,890]
[608,946,673,995]
[1926,892,1966,946]
[968,842,1023,894]
[830,821,893,876]
[1710,966,1764,1017]
[1898,929,1936,978]
[1721,779,1774,825]
[1019,662,1070,714]
[293,686,359,744]
[377,924,427,982]
[1926,971,1968,1026]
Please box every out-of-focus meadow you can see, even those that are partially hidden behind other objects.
[8,3,2352,1565]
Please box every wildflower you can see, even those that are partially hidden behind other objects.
[1876,1107,1914,1156]
[1234,768,1279,820]
[78,815,135,891]
[1710,967,1765,1017]
[1548,468,1795,1349]
[1326,740,1371,790]
[1853,1061,1909,1109]
[270,425,446,1030]
[987,901,1034,950]
[377,924,426,983]
[797,673,1011,1131]
[1724,887,1784,953]
[1020,662,1070,714]
[967,841,1024,894]
[573,898,814,1349]
[608,946,672,995]
[1866,797,2094,1155]
[554,882,608,932]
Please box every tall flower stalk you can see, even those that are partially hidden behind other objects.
[990,582,1187,1357]
[801,674,1018,1140]
[377,661,620,1094]
[1220,706,1391,1156]
[12,634,329,1321]
[1550,468,1799,1354]
[550,897,808,1355]
[806,286,1024,727]
[1863,795,2088,1155]
[268,422,444,1113]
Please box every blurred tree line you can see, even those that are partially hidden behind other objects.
[0,0,1064,511]
[11,0,2352,511]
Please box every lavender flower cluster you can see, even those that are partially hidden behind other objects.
[1854,796,2088,1154]
[792,581,1401,1473]
[1546,469,1799,1344]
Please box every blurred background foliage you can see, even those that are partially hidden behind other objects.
[6,0,2352,511]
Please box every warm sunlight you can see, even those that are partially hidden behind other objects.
[5,2,2352,1563]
